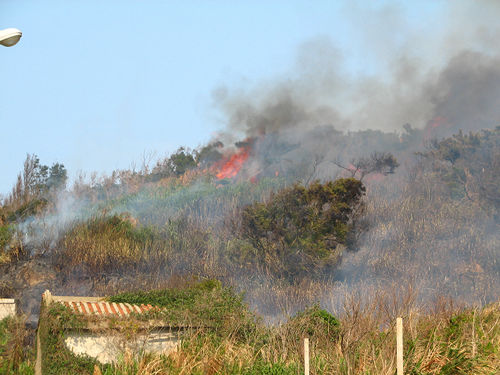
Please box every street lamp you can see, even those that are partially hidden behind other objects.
[0,28,22,47]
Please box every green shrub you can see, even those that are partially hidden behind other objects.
[108,279,253,332]
[7,198,48,222]
[38,302,100,375]
[0,225,12,250]
[0,225,13,264]
[237,178,365,280]
[240,361,299,375]
[288,305,340,342]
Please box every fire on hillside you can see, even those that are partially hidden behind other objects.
[215,138,256,180]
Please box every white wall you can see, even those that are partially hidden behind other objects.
[64,329,180,364]
[0,299,16,320]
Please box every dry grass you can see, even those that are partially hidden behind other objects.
[0,315,34,374]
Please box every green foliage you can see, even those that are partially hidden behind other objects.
[0,225,12,250]
[7,198,48,222]
[287,305,341,342]
[46,163,68,191]
[309,308,340,329]
[0,225,15,264]
[25,154,49,196]
[440,347,474,375]
[38,302,99,375]
[354,151,400,180]
[421,128,500,208]
[34,288,500,374]
[168,147,197,176]
[91,215,156,243]
[21,154,67,197]
[240,361,299,375]
[108,279,221,309]
[107,279,251,330]
[237,178,365,279]
[446,313,471,341]
[150,147,197,180]
[196,141,223,166]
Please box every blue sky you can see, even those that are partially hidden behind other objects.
[0,1,446,195]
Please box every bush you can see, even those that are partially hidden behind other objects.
[236,178,365,280]
[55,214,163,273]
[420,128,500,208]
[0,224,26,264]
[283,305,341,347]
[108,279,254,333]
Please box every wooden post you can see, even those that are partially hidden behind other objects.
[472,309,476,357]
[397,317,403,375]
[42,290,52,305]
[304,337,309,375]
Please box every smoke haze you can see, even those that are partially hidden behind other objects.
[2,1,500,324]
[213,1,500,138]
[205,0,500,315]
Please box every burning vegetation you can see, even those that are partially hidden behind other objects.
[1,126,498,317]
[216,141,252,180]
[2,9,500,371]
[1,80,500,370]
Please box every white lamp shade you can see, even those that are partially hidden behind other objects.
[0,28,22,47]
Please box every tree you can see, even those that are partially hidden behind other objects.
[22,154,48,199]
[335,152,399,181]
[168,147,197,176]
[419,128,500,208]
[46,163,68,191]
[196,141,223,166]
[150,147,198,180]
[3,154,68,212]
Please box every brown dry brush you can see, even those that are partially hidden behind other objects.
[1,130,499,373]
[50,160,499,316]
[3,130,498,306]
[0,315,34,374]
[340,165,500,305]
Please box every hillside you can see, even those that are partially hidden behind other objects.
[0,126,499,373]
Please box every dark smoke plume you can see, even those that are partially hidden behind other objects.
[4,1,500,323]
[207,1,500,312]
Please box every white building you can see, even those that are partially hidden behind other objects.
[37,290,186,365]
[0,298,16,320]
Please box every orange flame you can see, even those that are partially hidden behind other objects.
[216,146,250,179]
[424,116,452,140]
[430,116,448,129]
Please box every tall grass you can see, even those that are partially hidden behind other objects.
[0,316,34,375]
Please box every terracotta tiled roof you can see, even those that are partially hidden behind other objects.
[42,290,157,317]
[60,301,155,316]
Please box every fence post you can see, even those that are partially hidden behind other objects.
[472,309,476,357]
[304,337,309,375]
[397,317,403,375]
